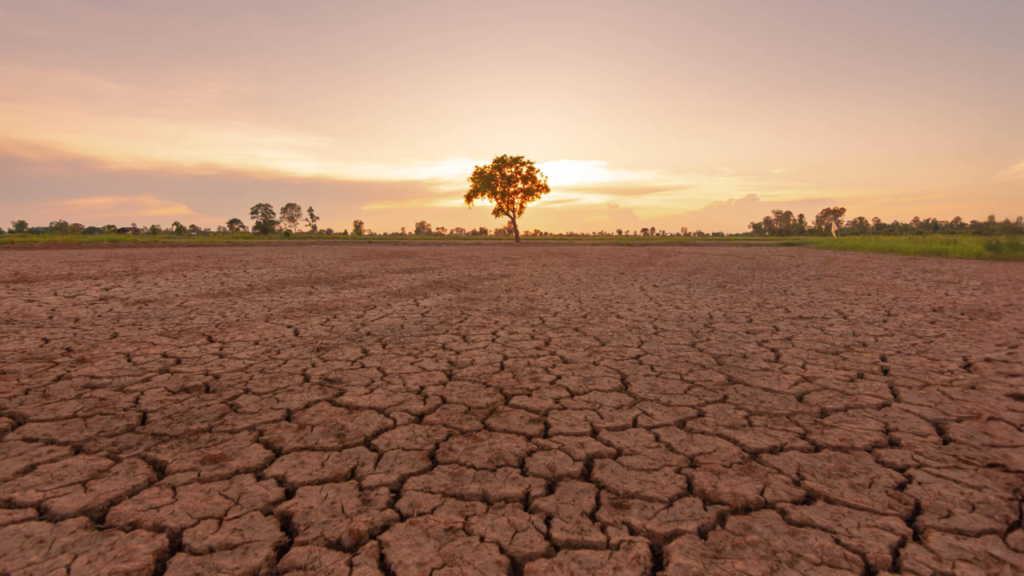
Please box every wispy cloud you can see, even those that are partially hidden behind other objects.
[536,160,664,188]
[368,158,820,220]
[0,65,804,213]
[996,160,1024,181]
[362,196,464,211]
[53,195,193,217]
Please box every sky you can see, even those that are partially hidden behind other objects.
[1,0,1022,233]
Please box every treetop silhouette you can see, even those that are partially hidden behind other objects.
[465,154,550,242]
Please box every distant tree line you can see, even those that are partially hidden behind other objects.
[5,219,122,236]
[4,204,336,238]
[748,207,1024,237]
[5,215,715,239]
[8,202,1022,239]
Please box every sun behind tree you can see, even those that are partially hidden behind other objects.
[465,155,550,243]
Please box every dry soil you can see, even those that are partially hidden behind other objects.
[1,243,1023,576]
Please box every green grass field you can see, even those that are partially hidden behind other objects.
[782,235,1024,261]
[2,232,1022,261]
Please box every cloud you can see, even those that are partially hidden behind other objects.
[362,196,464,211]
[996,160,1024,181]
[536,160,665,188]
[357,157,742,219]
[12,139,1010,235]
[0,143,446,230]
[0,139,830,232]
[676,194,837,233]
[54,196,194,217]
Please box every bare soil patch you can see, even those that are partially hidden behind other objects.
[1,244,1023,575]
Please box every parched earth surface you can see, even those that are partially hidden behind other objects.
[1,243,1023,576]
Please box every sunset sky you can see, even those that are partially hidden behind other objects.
[2,0,1022,233]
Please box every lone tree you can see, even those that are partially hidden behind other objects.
[352,219,365,236]
[250,203,278,235]
[465,154,550,243]
[10,220,28,234]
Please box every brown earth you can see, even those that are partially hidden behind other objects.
[1,243,1023,576]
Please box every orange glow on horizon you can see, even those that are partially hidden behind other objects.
[0,2,1021,232]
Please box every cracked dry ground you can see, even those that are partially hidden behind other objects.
[1,244,1023,576]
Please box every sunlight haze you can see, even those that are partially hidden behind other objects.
[1,0,1022,232]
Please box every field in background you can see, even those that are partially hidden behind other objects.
[2,232,1023,261]
[783,235,1024,261]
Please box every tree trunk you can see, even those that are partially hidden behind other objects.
[511,216,520,243]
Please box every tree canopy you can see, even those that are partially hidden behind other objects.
[813,207,847,233]
[280,203,303,233]
[250,203,278,235]
[748,206,1024,237]
[226,218,247,233]
[49,220,69,235]
[465,155,550,242]
[305,206,319,233]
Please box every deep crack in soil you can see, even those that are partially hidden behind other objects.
[1,243,1023,575]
